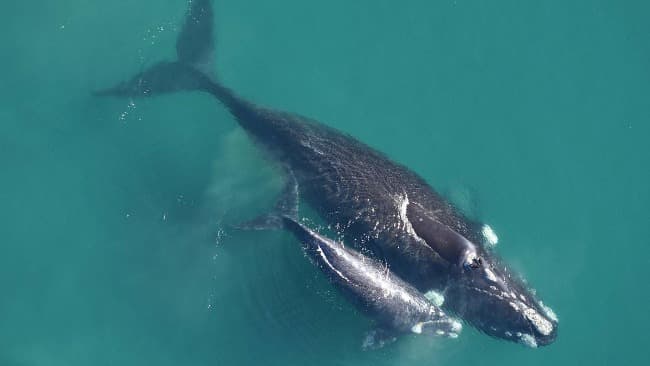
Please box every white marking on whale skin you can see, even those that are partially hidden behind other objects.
[411,322,423,334]
[484,268,498,282]
[424,290,445,307]
[395,194,428,246]
[510,300,555,336]
[316,246,351,283]
[397,194,412,232]
[482,224,499,247]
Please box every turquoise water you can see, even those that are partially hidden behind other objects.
[2,0,649,364]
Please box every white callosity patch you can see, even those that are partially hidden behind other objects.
[510,300,555,336]
[450,320,463,333]
[424,290,445,307]
[523,307,554,336]
[519,333,538,348]
[410,319,462,337]
[482,224,499,247]
[411,322,424,334]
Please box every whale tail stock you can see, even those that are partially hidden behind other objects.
[93,0,228,101]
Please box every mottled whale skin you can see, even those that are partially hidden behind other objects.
[97,0,558,347]
[282,216,461,341]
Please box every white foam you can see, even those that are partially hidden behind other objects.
[482,224,499,246]
[539,301,559,322]
[424,290,445,307]
[450,320,463,333]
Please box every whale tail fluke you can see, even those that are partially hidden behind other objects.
[92,61,214,97]
[176,0,215,72]
[94,0,217,98]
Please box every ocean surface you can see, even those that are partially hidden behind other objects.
[1,0,649,365]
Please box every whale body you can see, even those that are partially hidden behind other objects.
[97,0,558,347]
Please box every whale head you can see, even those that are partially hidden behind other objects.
[443,254,558,347]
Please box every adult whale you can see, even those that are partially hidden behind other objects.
[96,0,558,347]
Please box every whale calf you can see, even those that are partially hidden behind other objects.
[97,0,558,347]
[282,216,462,345]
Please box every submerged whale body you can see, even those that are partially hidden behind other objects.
[97,0,558,347]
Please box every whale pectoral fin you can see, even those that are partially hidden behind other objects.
[234,214,284,231]
[235,169,299,230]
[406,202,479,266]
[361,328,397,351]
